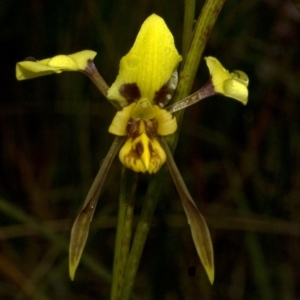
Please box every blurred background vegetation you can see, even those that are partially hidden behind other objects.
[1,0,300,299]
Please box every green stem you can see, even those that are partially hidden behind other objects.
[182,0,196,58]
[120,168,168,300]
[171,0,227,149]
[111,168,137,300]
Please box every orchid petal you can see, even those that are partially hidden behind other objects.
[205,56,249,105]
[107,14,182,106]
[16,50,97,80]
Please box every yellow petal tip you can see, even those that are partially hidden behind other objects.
[107,14,182,105]
[206,266,215,285]
[69,265,76,281]
[16,50,97,80]
[205,56,249,105]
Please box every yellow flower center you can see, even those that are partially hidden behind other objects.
[119,120,167,174]
[108,99,177,173]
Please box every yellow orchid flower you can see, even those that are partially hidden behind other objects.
[108,101,176,173]
[106,14,181,174]
[16,13,249,286]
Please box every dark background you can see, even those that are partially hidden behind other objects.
[1,0,300,299]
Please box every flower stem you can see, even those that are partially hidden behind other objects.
[172,0,226,136]
[83,60,121,110]
[120,168,168,300]
[117,1,227,297]
[165,80,215,114]
[110,168,137,300]
[182,0,196,58]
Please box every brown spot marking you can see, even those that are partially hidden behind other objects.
[119,83,141,104]
[127,119,159,140]
[144,119,158,139]
[126,119,141,139]
[154,71,178,107]
[202,26,212,44]
[214,4,223,16]
[135,142,144,158]
[148,142,154,155]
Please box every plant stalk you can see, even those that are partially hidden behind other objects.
[170,0,227,150]
[119,169,168,300]
[117,0,227,297]
[111,168,137,300]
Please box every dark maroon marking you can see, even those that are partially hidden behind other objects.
[148,141,154,155]
[126,119,141,139]
[126,118,159,140]
[135,142,144,158]
[153,84,173,108]
[119,83,141,104]
[144,119,158,139]
[153,70,178,107]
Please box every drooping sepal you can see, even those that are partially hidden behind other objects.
[69,137,125,280]
[69,200,95,280]
[160,137,214,284]
[179,191,214,284]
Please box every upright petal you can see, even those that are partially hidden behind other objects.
[107,14,182,106]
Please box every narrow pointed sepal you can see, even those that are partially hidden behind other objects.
[69,136,125,280]
[69,201,95,280]
[180,194,214,284]
[160,137,214,283]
